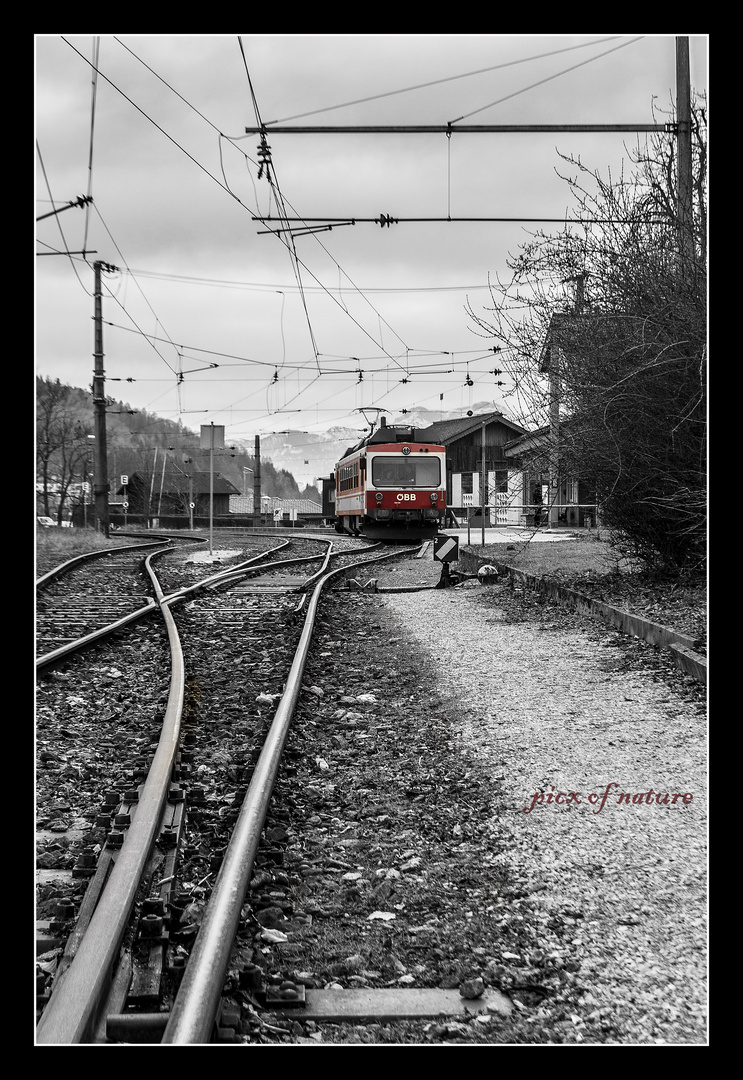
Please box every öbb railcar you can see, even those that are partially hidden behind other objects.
[334,417,447,541]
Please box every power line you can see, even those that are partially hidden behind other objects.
[264,37,626,125]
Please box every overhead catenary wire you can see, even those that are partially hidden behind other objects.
[40,36,694,438]
[262,36,627,125]
[449,36,647,124]
[238,36,323,376]
[46,37,566,412]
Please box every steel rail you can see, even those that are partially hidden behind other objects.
[36,598,159,672]
[208,537,332,584]
[161,545,422,1043]
[161,566,333,1042]
[158,539,292,606]
[35,539,401,1042]
[200,539,381,592]
[36,552,187,1044]
[36,540,173,589]
[36,540,286,670]
[302,541,414,590]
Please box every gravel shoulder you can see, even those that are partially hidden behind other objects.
[249,559,706,1045]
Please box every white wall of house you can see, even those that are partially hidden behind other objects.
[451,472,462,507]
[449,469,526,524]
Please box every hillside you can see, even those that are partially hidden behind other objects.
[38,376,516,498]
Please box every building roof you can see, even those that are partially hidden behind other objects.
[504,425,550,454]
[117,469,241,496]
[416,411,528,445]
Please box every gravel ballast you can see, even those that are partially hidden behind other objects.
[258,562,706,1045]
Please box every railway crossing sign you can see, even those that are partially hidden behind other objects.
[434,536,459,563]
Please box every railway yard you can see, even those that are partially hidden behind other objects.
[35,530,707,1046]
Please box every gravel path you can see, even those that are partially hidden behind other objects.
[376,585,707,1044]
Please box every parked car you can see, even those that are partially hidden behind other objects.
[36,516,57,527]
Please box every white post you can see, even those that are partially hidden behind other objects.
[209,423,214,555]
[481,421,486,546]
[149,448,158,528]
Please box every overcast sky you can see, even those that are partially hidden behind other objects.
[35,34,708,446]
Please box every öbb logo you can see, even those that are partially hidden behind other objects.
[395,493,417,502]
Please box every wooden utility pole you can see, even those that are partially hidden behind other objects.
[92,261,110,537]
[200,424,225,554]
[676,37,694,274]
[254,436,262,528]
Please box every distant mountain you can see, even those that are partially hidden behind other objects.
[44,375,512,492]
[255,428,364,490]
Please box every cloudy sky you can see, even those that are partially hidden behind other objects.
[35,34,708,446]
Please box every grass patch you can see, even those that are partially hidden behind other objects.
[464,535,633,582]
[36,526,133,568]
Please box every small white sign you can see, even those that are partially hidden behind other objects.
[200,424,225,450]
[121,475,128,486]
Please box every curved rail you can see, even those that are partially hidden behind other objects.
[35,550,187,1044]
[36,598,160,673]
[35,539,290,674]
[161,549,418,1043]
[36,539,419,1043]
[36,539,177,589]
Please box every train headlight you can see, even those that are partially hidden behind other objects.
[402,446,411,456]
[375,492,383,502]
[430,492,439,502]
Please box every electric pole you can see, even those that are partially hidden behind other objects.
[676,37,694,275]
[92,260,113,537]
[254,436,262,528]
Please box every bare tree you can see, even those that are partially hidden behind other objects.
[466,95,707,574]
[36,378,95,523]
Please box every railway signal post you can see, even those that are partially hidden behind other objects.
[434,535,459,588]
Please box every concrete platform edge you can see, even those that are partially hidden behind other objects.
[457,551,706,684]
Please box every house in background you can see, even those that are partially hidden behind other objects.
[115,468,240,523]
[503,425,598,528]
[415,411,529,525]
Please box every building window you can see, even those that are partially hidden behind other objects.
[461,472,473,495]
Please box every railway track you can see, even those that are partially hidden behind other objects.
[35,532,420,1043]
[36,536,192,669]
[36,531,706,1046]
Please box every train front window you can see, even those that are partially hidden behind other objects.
[371,456,440,487]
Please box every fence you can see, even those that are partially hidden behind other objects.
[450,496,599,528]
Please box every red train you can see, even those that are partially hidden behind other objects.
[333,417,447,541]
